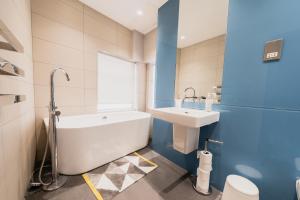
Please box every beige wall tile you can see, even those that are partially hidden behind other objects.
[84,34,117,55]
[84,6,117,31]
[34,85,84,107]
[0,127,7,199]
[116,30,133,59]
[34,85,50,108]
[84,52,97,71]
[60,0,84,12]
[31,0,83,31]
[84,14,117,44]
[34,62,84,88]
[144,29,157,63]
[85,89,97,106]
[84,70,97,89]
[55,87,85,107]
[2,120,21,200]
[32,13,83,50]
[59,106,84,116]
[33,38,83,69]
[0,1,35,197]
[132,31,144,62]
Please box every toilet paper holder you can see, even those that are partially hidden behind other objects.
[204,138,223,152]
[192,138,223,196]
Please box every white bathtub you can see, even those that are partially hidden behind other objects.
[44,111,151,175]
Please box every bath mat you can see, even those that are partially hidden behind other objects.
[82,152,158,200]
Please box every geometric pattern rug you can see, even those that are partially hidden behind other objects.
[82,152,158,200]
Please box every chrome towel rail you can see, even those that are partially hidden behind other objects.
[0,19,24,52]
[0,94,26,106]
[0,57,24,77]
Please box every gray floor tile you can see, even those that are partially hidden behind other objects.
[26,147,221,200]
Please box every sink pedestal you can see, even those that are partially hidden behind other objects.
[173,124,200,154]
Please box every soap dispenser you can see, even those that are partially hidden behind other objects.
[205,93,213,112]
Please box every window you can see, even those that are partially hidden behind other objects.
[146,64,156,110]
[97,53,136,111]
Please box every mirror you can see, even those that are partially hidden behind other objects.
[175,0,229,104]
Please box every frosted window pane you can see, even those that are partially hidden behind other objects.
[97,53,136,110]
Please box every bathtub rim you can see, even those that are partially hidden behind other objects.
[43,110,152,130]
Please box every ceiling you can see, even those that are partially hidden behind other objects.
[178,0,229,48]
[79,0,229,48]
[79,0,167,34]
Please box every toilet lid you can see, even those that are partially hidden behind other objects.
[227,175,259,196]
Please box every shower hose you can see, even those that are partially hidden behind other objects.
[30,117,53,187]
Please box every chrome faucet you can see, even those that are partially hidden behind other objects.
[183,87,197,102]
[50,68,70,121]
[44,68,70,191]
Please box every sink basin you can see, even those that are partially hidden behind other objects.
[150,107,220,154]
[150,107,220,128]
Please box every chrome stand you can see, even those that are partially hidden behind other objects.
[43,176,68,191]
[43,68,70,191]
[190,175,212,196]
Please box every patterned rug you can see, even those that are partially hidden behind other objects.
[82,152,158,200]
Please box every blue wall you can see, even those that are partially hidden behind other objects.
[152,0,300,199]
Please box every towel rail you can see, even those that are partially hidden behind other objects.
[0,94,26,106]
[0,57,24,77]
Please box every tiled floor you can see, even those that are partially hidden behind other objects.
[26,147,221,200]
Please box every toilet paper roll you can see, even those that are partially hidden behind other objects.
[199,151,212,164]
[199,162,212,172]
[198,151,212,172]
[196,168,211,193]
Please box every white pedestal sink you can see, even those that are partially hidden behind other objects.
[150,107,220,154]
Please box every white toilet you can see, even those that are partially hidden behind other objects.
[222,175,259,200]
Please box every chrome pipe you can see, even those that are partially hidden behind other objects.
[43,68,70,191]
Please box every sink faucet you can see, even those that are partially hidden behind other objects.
[45,68,70,191]
[183,87,197,103]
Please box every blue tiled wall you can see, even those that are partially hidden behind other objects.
[152,0,300,199]
[154,0,179,106]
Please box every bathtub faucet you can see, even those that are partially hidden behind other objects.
[43,68,70,191]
